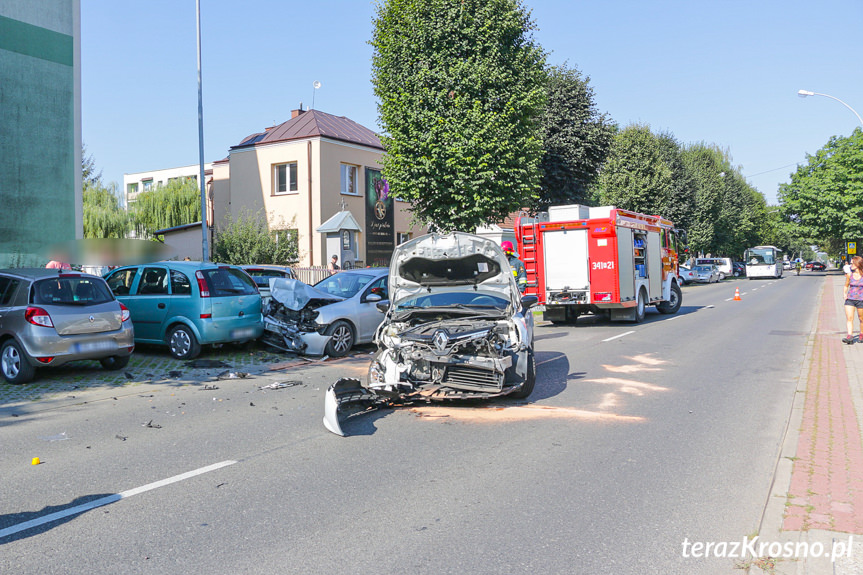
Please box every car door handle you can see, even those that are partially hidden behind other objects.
[158,303,166,309]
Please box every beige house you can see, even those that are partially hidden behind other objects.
[210,107,424,267]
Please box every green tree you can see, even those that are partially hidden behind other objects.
[680,143,727,256]
[371,0,547,231]
[598,124,673,215]
[82,143,102,187]
[778,129,863,256]
[536,64,614,209]
[131,178,201,238]
[83,181,129,239]
[212,210,299,265]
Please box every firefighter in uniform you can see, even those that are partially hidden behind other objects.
[501,241,528,294]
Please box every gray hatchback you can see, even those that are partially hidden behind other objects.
[0,269,135,384]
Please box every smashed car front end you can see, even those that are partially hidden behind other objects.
[261,278,342,355]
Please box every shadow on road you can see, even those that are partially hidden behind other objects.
[0,493,117,544]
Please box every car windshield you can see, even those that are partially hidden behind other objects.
[395,292,509,311]
[746,249,776,265]
[202,268,258,297]
[694,266,712,272]
[32,276,114,306]
[314,273,378,299]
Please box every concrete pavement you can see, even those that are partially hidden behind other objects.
[760,271,863,574]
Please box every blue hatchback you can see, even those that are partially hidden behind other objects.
[104,261,263,359]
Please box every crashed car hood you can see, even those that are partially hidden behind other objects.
[268,277,343,311]
[389,232,520,309]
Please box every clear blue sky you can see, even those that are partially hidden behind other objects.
[82,0,863,206]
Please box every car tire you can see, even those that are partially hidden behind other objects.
[509,348,536,400]
[657,282,682,315]
[99,355,130,371]
[167,324,201,360]
[718,272,726,281]
[634,289,646,323]
[324,320,354,357]
[1,339,36,384]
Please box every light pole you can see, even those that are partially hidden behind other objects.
[196,0,209,262]
[797,89,863,128]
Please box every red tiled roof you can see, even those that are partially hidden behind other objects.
[231,110,382,150]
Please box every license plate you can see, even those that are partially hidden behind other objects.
[74,340,116,354]
[231,327,256,339]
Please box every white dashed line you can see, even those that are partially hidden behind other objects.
[0,460,237,540]
[602,330,635,342]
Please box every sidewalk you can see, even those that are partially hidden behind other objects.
[760,272,863,574]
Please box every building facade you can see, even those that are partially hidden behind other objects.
[0,0,81,267]
[124,163,213,208]
[211,108,425,267]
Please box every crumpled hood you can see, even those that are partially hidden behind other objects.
[268,277,343,311]
[389,232,520,308]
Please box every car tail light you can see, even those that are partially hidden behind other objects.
[200,313,211,319]
[25,306,54,327]
[126,345,135,353]
[119,302,131,322]
[35,356,55,364]
[195,271,210,297]
[593,292,613,302]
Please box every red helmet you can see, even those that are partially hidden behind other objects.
[501,241,514,252]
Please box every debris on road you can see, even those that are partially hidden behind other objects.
[200,384,219,391]
[41,432,69,442]
[142,420,162,429]
[216,371,250,380]
[259,381,301,390]
[323,378,390,437]
[115,434,127,441]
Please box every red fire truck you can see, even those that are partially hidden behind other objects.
[515,204,684,323]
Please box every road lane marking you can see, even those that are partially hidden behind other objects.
[706,305,715,309]
[666,315,680,320]
[0,460,237,539]
[602,331,635,342]
[725,297,733,301]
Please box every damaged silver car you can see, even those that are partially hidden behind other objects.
[262,268,388,357]
[323,232,538,435]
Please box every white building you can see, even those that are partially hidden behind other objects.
[124,163,213,207]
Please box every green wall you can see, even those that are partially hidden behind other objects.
[0,4,78,267]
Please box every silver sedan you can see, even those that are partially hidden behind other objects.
[692,265,722,283]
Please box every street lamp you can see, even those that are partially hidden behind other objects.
[797,89,863,128]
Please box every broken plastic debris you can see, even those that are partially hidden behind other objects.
[41,432,69,442]
[217,371,250,380]
[142,420,162,429]
[201,384,219,391]
[259,381,301,390]
[115,434,127,441]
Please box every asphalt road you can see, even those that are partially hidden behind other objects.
[0,272,826,574]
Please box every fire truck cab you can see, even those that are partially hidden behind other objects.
[515,204,684,323]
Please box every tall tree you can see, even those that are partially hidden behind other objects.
[778,129,863,256]
[536,64,614,209]
[371,0,546,231]
[131,178,201,238]
[82,143,102,187]
[212,210,298,265]
[83,181,129,239]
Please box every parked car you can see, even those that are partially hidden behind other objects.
[692,264,722,283]
[262,267,389,357]
[104,261,263,360]
[241,265,296,305]
[732,262,746,277]
[678,265,696,285]
[0,268,135,383]
[695,257,730,280]
[323,232,539,435]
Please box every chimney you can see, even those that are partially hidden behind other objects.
[291,102,305,119]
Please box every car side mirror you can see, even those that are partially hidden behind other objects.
[366,293,382,303]
[376,301,389,313]
[521,294,538,311]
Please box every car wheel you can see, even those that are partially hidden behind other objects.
[718,272,726,281]
[1,340,36,384]
[168,325,201,360]
[509,348,536,399]
[325,320,354,357]
[657,282,682,315]
[100,355,130,371]
[634,289,646,323]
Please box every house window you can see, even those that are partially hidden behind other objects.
[340,164,359,196]
[397,232,412,245]
[142,179,153,192]
[127,183,138,195]
[274,163,298,195]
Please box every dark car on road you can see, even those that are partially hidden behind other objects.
[0,269,135,383]
[809,262,826,271]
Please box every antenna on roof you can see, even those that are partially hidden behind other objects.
[312,81,321,110]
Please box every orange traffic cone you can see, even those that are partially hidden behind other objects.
[733,287,741,301]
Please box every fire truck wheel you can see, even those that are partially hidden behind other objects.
[634,289,646,323]
[657,282,682,314]
[509,349,536,399]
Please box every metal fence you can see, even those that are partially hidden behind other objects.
[291,266,336,285]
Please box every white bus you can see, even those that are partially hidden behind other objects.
[744,245,783,279]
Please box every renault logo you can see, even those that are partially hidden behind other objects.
[89,315,95,323]
[432,330,448,352]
